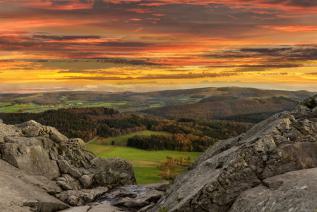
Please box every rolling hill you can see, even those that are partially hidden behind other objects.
[0,87,313,114]
[142,87,314,123]
[0,87,314,123]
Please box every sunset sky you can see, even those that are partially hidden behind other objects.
[0,0,317,93]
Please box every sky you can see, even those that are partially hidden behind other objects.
[0,0,317,93]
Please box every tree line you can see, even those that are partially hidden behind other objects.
[127,134,216,152]
[0,107,251,152]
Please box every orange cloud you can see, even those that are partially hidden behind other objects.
[269,25,317,32]
[0,0,317,92]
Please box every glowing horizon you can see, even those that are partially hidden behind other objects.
[0,0,317,93]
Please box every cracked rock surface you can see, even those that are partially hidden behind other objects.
[230,168,317,212]
[151,96,317,212]
[61,183,168,212]
[0,120,136,211]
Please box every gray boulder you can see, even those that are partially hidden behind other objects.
[0,136,60,179]
[152,104,317,212]
[92,158,137,188]
[230,168,317,212]
[0,120,136,210]
[0,159,68,212]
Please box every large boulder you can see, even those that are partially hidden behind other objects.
[230,168,317,212]
[1,136,60,179]
[0,159,68,212]
[152,103,317,211]
[0,120,136,211]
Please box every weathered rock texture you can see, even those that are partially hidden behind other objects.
[230,168,317,212]
[0,120,136,211]
[152,96,317,212]
[0,159,68,212]
[62,183,169,212]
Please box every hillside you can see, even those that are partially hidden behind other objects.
[0,96,316,212]
[0,87,313,114]
[143,87,313,123]
[0,107,250,144]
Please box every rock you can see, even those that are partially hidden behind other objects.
[114,198,149,208]
[0,120,136,211]
[17,120,68,142]
[152,105,317,212]
[0,136,60,179]
[230,168,317,212]
[138,203,155,212]
[56,187,109,206]
[0,160,68,212]
[80,175,94,188]
[92,158,136,188]
[49,127,69,143]
[23,175,63,195]
[0,122,21,143]
[57,174,81,191]
[19,120,44,137]
[145,182,170,192]
[88,203,123,212]
[60,206,91,212]
[99,184,165,211]
[60,203,123,212]
[58,160,82,179]
[68,138,86,148]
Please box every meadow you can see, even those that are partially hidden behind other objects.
[86,141,200,184]
[0,101,128,113]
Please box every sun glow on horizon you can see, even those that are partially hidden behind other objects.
[0,0,316,92]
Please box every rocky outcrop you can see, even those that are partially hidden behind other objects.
[101,183,167,211]
[230,168,317,212]
[0,120,136,211]
[0,159,68,212]
[62,182,169,212]
[1,95,316,212]
[152,97,317,212]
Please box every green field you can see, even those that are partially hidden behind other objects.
[0,89,205,114]
[0,103,58,113]
[91,130,171,146]
[0,101,128,113]
[86,143,200,184]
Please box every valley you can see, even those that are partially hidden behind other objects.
[86,142,200,184]
[86,131,198,184]
[0,87,315,185]
[1,87,313,118]
[1,1,317,210]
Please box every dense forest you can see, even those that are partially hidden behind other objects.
[0,107,251,151]
[127,134,216,152]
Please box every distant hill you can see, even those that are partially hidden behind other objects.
[142,87,314,123]
[0,87,314,115]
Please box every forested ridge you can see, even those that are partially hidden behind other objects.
[0,107,251,151]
